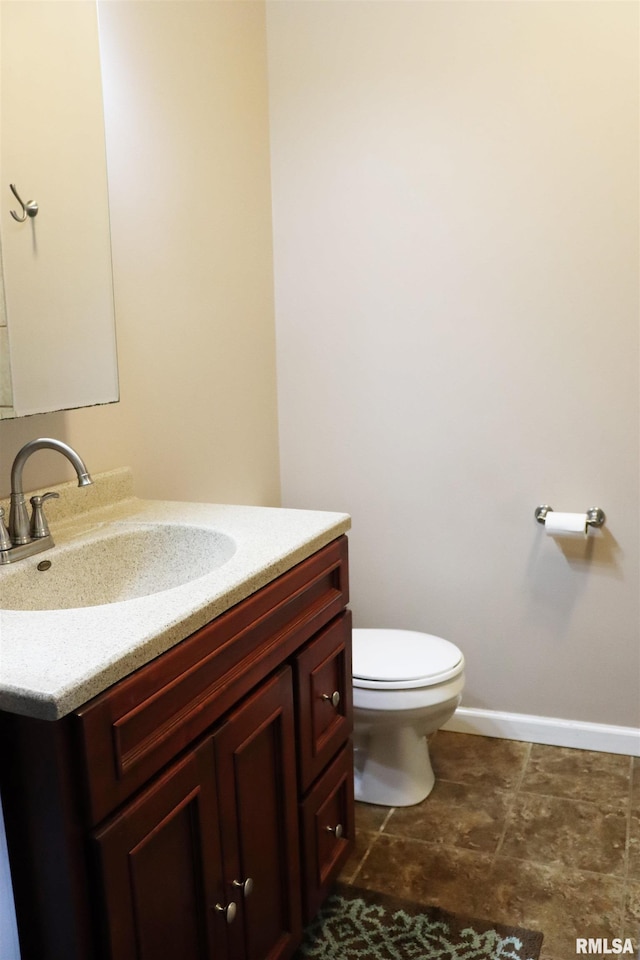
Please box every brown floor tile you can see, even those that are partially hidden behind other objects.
[354,801,389,834]
[500,792,627,876]
[486,857,625,959]
[384,778,512,854]
[622,930,640,952]
[354,833,494,916]
[430,731,530,791]
[351,733,638,957]
[339,827,375,884]
[629,812,640,880]
[625,880,640,943]
[626,879,640,922]
[522,744,632,805]
[352,832,626,959]
[632,758,640,812]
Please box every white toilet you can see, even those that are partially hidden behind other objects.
[352,628,465,807]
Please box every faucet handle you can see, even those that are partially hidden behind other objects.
[30,492,59,539]
[0,507,12,552]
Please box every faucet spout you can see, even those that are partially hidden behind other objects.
[8,438,93,545]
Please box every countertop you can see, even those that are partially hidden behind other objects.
[0,469,350,721]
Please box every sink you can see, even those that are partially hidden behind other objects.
[0,523,236,611]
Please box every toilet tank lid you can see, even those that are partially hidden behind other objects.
[352,628,463,685]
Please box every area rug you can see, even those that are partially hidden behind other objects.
[296,884,543,960]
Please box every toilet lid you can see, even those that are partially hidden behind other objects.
[352,629,463,689]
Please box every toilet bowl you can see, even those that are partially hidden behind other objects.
[352,628,465,807]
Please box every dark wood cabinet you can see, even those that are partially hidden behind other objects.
[300,744,355,922]
[0,536,353,960]
[294,613,352,793]
[93,738,225,960]
[213,668,301,960]
[93,668,301,960]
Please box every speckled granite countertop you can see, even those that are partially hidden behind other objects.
[0,469,350,721]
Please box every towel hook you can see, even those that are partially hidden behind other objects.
[9,183,38,222]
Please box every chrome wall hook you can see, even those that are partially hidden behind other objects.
[9,183,39,222]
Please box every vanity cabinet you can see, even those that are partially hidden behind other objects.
[0,536,353,960]
[94,668,301,960]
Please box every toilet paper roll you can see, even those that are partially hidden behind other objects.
[544,511,588,538]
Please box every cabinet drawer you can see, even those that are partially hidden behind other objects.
[295,611,352,792]
[76,537,348,824]
[300,743,354,923]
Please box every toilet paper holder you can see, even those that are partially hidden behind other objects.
[534,505,606,527]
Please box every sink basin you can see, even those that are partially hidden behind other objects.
[0,523,236,611]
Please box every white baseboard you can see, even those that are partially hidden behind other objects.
[443,707,640,757]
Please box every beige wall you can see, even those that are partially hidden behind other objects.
[268,1,640,728]
[1,0,638,733]
[0,1,280,507]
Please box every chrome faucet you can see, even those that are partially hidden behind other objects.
[0,438,92,564]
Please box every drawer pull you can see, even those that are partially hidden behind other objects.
[232,877,254,898]
[325,823,343,839]
[322,691,341,708]
[214,901,237,924]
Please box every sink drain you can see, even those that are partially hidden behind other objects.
[36,560,52,572]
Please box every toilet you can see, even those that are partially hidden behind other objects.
[352,628,465,807]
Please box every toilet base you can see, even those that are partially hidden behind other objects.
[353,726,435,806]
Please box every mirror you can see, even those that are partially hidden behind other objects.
[0,0,119,419]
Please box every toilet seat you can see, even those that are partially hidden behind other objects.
[352,628,464,690]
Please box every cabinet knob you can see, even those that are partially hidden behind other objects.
[214,901,237,924]
[325,823,343,839]
[321,690,341,708]
[232,877,254,898]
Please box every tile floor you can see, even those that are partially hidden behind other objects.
[340,731,640,960]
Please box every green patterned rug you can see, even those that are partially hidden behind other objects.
[296,884,543,960]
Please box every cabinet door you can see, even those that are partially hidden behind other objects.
[93,741,227,960]
[214,668,302,960]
